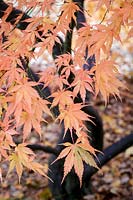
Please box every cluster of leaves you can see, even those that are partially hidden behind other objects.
[0,0,132,184]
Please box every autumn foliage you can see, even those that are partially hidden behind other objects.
[0,0,132,184]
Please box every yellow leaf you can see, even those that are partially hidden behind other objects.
[53,141,99,186]
[8,143,49,182]
[74,149,84,187]
[78,148,99,170]
[8,152,23,182]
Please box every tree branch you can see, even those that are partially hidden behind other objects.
[74,0,86,29]
[27,144,59,156]
[83,132,133,179]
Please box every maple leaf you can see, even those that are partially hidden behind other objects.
[76,23,91,52]
[39,67,69,91]
[55,54,72,69]
[8,143,49,182]
[7,78,39,113]
[60,0,80,23]
[31,98,52,123]
[55,54,75,79]
[6,77,52,140]
[53,141,98,186]
[39,67,56,88]
[71,69,94,102]
[0,119,16,159]
[87,24,121,61]
[18,98,52,141]
[58,0,80,33]
[35,30,61,54]
[0,55,12,72]
[57,103,91,133]
[51,89,73,108]
[109,2,133,27]
[92,60,124,104]
[2,29,32,58]
[57,75,70,90]
[2,67,26,87]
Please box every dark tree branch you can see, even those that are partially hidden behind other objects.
[99,132,133,166]
[74,0,86,29]
[84,132,133,179]
[27,144,59,156]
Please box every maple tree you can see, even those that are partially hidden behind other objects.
[0,0,132,189]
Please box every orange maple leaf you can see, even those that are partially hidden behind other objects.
[0,118,17,176]
[35,31,61,54]
[57,103,91,134]
[2,67,26,87]
[57,0,80,33]
[75,23,91,53]
[92,60,124,104]
[6,77,52,140]
[51,89,73,108]
[18,98,52,140]
[61,0,80,23]
[71,69,94,102]
[88,24,121,61]
[55,54,75,79]
[7,78,39,113]
[39,67,56,88]
[55,54,72,69]
[0,118,18,150]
